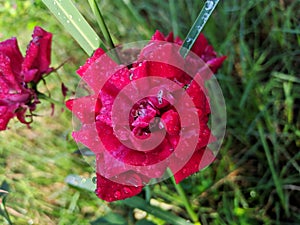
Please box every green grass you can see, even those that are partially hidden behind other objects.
[0,0,300,224]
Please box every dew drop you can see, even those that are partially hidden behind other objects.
[205,1,214,10]
[69,15,73,19]
[186,38,193,43]
[182,168,187,174]
[157,90,163,104]
[114,191,121,198]
[92,176,97,184]
[66,20,70,23]
[123,187,132,194]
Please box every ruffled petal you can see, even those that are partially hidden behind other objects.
[174,148,215,183]
[207,56,227,73]
[191,33,209,57]
[161,109,180,135]
[0,105,14,130]
[0,37,23,76]
[95,172,143,202]
[0,54,23,92]
[22,26,53,83]
[66,94,98,124]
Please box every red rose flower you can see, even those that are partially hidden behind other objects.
[67,30,225,202]
[0,26,52,130]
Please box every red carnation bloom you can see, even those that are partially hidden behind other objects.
[67,30,225,202]
[0,26,52,130]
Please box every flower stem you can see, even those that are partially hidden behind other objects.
[88,0,121,63]
[37,92,66,109]
[180,0,220,58]
[168,169,200,224]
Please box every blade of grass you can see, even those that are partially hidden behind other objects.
[121,0,152,37]
[257,122,289,216]
[88,0,121,63]
[65,175,96,192]
[180,0,220,58]
[88,0,114,50]
[169,0,179,37]
[42,0,106,55]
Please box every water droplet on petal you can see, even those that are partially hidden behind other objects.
[123,187,132,194]
[114,191,121,199]
[182,168,187,174]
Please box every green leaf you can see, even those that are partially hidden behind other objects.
[0,195,12,225]
[91,212,127,225]
[42,0,106,55]
[122,197,193,225]
[136,219,156,225]
[180,0,220,58]
[65,174,96,192]
[72,147,95,156]
[0,180,9,198]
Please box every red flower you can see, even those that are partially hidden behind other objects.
[67,30,225,201]
[0,26,52,130]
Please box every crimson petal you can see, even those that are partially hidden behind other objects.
[95,172,143,202]
[22,26,52,83]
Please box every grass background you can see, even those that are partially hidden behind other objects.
[0,0,299,224]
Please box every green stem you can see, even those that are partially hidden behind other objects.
[37,92,66,109]
[180,0,220,58]
[88,0,121,63]
[1,197,13,225]
[145,185,151,203]
[168,170,200,224]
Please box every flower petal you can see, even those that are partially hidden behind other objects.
[0,105,14,130]
[173,148,215,183]
[161,109,180,135]
[191,33,208,57]
[95,172,143,202]
[22,26,52,83]
[0,37,23,77]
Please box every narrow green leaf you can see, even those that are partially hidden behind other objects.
[169,0,179,37]
[88,0,121,63]
[136,219,156,225]
[91,212,127,225]
[0,196,13,225]
[65,174,96,192]
[122,196,193,225]
[180,0,220,58]
[257,122,289,216]
[42,0,106,55]
[0,180,9,198]
[72,147,95,156]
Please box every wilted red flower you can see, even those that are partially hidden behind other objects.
[67,30,225,202]
[0,26,52,130]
